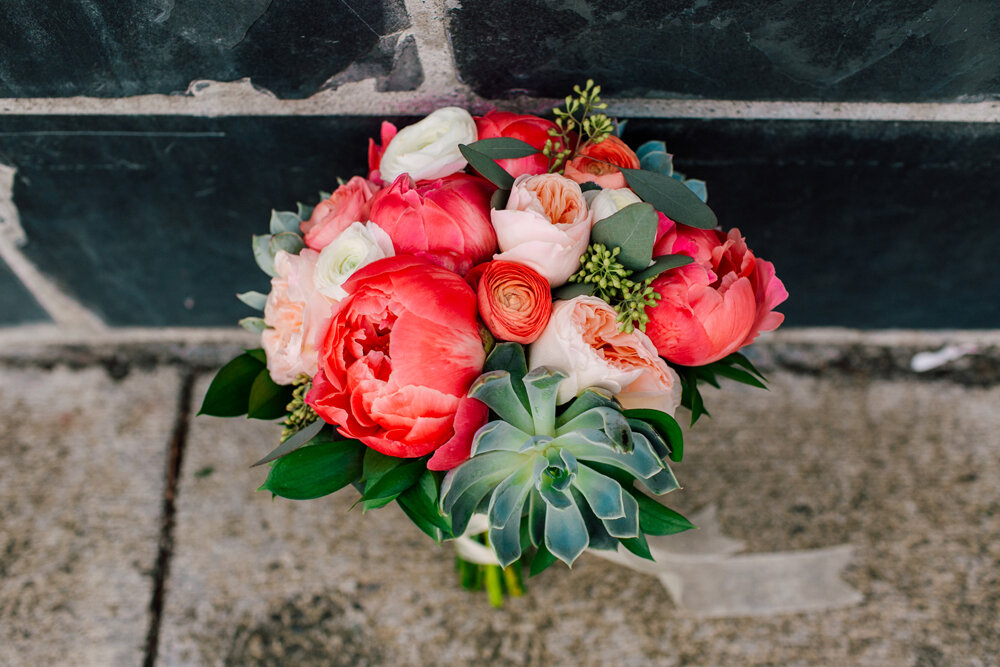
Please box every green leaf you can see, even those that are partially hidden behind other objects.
[397,471,452,540]
[579,182,602,193]
[198,353,265,417]
[459,144,514,190]
[252,234,277,277]
[467,137,539,159]
[630,254,694,283]
[269,209,302,235]
[238,317,268,334]
[237,291,268,311]
[622,168,718,230]
[723,352,768,381]
[247,369,293,420]
[297,201,314,221]
[251,418,326,467]
[623,408,684,462]
[260,438,365,500]
[529,544,559,577]
[490,188,510,211]
[551,281,592,301]
[632,492,696,536]
[620,533,654,561]
[711,364,768,389]
[359,450,425,505]
[269,231,305,257]
[589,202,658,271]
[245,348,267,364]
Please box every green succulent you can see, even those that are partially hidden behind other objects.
[440,346,680,569]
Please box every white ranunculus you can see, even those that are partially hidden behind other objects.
[313,222,394,300]
[378,107,478,183]
[583,187,642,223]
[529,296,681,415]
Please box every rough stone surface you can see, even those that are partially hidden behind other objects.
[0,366,179,665]
[158,371,1000,665]
[450,0,1000,102]
[0,0,418,98]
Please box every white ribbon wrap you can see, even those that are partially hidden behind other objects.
[453,506,863,617]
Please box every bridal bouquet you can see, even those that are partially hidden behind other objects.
[200,81,787,604]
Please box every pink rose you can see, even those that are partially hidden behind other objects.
[367,121,398,184]
[491,173,593,286]
[529,296,681,415]
[306,256,487,469]
[261,249,337,385]
[563,135,640,190]
[474,111,557,178]
[646,224,788,366]
[300,176,377,251]
[368,173,498,276]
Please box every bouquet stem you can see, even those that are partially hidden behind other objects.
[454,532,525,607]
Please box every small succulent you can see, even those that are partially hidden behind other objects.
[440,345,681,568]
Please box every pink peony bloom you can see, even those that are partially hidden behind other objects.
[491,173,593,286]
[529,296,682,415]
[368,173,498,276]
[646,224,788,366]
[261,249,337,385]
[475,110,557,178]
[367,121,398,184]
[306,256,487,469]
[300,176,377,251]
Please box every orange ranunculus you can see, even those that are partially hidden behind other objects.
[563,135,640,190]
[467,260,552,344]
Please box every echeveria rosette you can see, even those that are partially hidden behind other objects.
[440,345,680,568]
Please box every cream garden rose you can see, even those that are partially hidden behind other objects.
[529,296,682,415]
[313,221,394,300]
[491,173,593,286]
[583,187,642,223]
[378,107,478,183]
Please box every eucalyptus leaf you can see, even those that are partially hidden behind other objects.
[269,231,305,257]
[252,234,276,277]
[251,418,326,467]
[490,188,510,211]
[247,369,293,420]
[238,317,268,334]
[551,281,592,301]
[622,168,717,230]
[630,254,694,283]
[579,182,602,193]
[468,137,539,159]
[260,438,365,500]
[198,352,265,417]
[269,209,302,235]
[297,201,315,221]
[459,144,515,190]
[589,203,658,271]
[236,291,268,311]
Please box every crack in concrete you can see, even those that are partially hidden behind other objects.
[142,370,195,667]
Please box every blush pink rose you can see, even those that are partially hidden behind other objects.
[367,173,498,276]
[261,249,337,385]
[529,296,682,415]
[300,176,377,251]
[306,256,487,469]
[491,173,593,286]
[563,135,640,190]
[475,111,557,178]
[646,224,788,366]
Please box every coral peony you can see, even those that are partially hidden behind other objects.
[474,110,557,178]
[368,173,498,276]
[306,256,487,469]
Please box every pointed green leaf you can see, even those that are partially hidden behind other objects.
[198,352,265,417]
[468,137,540,159]
[522,367,566,433]
[260,438,365,500]
[711,364,769,389]
[555,387,618,428]
[630,254,694,283]
[620,532,654,561]
[398,471,452,540]
[487,464,534,529]
[622,167,717,230]
[601,488,639,538]
[724,352,768,381]
[472,420,532,455]
[529,543,558,577]
[633,492,696,535]
[573,487,618,550]
[269,209,302,235]
[247,369,293,420]
[251,418,326,467]
[238,317,268,334]
[624,408,684,462]
[483,342,530,408]
[589,202,658,271]
[359,451,424,503]
[459,144,514,189]
[237,291,268,311]
[297,201,315,221]
[556,406,632,451]
[490,188,510,211]
[468,371,534,434]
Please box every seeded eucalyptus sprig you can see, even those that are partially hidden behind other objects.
[569,243,662,334]
[544,79,614,173]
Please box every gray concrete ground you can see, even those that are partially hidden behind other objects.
[1,341,998,666]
